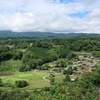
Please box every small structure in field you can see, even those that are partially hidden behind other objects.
[51,68,61,73]
[82,68,92,73]
[90,56,94,59]
[71,78,75,82]
[72,70,77,74]
[86,58,93,62]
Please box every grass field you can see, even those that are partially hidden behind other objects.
[0,70,65,90]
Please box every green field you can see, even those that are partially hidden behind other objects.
[0,70,65,90]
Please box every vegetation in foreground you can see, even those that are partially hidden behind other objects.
[0,37,100,99]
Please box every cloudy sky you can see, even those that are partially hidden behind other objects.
[0,0,100,33]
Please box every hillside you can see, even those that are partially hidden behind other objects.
[0,30,100,38]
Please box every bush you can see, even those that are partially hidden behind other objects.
[15,80,28,88]
[0,79,3,86]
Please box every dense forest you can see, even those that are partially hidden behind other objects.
[0,37,100,100]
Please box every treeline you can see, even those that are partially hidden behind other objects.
[0,47,22,61]
[20,47,77,71]
[1,37,100,51]
[1,37,100,71]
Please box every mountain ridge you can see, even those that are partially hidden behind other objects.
[0,30,100,38]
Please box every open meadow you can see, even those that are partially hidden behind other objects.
[0,70,65,90]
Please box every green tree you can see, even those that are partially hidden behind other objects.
[49,74,55,85]
[15,80,28,88]
[63,74,71,82]
[0,78,3,86]
[63,67,72,75]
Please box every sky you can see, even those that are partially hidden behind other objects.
[0,0,100,33]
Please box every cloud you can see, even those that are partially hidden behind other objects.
[0,0,100,33]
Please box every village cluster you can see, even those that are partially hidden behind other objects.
[47,55,98,82]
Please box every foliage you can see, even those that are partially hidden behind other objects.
[0,37,100,99]
[81,67,100,87]
[19,65,31,72]
[12,50,23,60]
[0,59,22,71]
[63,67,73,75]
[49,74,55,85]
[56,59,67,68]
[15,80,28,88]
[0,78,3,86]
[0,81,100,100]
[1,37,100,71]
[63,74,71,82]
[92,51,100,57]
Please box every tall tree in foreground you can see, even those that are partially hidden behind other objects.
[49,74,55,85]
[63,74,71,82]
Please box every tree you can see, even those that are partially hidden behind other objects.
[63,67,72,75]
[19,65,31,72]
[81,68,100,87]
[15,80,28,88]
[12,50,23,60]
[67,52,77,60]
[63,74,71,82]
[0,78,3,86]
[49,74,55,85]
[56,59,67,68]
[74,77,79,82]
[50,77,55,85]
[37,59,43,66]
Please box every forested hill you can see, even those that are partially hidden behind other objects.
[0,30,100,38]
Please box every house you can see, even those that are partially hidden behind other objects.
[77,61,82,64]
[86,58,92,62]
[51,68,61,73]
[82,68,92,73]
[89,64,96,68]
[72,70,76,74]
[90,56,94,59]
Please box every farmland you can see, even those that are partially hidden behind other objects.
[0,70,65,90]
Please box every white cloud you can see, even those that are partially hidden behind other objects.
[0,0,100,33]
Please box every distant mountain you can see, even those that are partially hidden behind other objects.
[0,30,54,37]
[0,30,100,38]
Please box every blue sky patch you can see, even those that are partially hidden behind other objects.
[69,11,90,18]
[60,0,73,3]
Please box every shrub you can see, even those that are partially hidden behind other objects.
[15,80,28,88]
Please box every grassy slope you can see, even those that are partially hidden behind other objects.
[0,70,65,90]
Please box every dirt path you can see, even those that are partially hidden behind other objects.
[43,76,50,81]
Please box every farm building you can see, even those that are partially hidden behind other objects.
[82,68,92,73]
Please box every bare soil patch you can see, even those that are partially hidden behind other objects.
[0,73,14,76]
